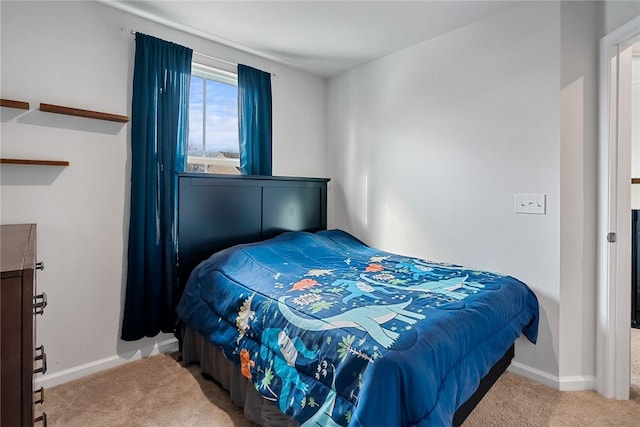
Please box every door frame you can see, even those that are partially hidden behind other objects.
[597,15,640,400]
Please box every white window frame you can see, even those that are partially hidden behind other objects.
[187,63,240,174]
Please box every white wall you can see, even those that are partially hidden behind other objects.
[326,0,640,391]
[633,55,640,209]
[327,1,562,380]
[604,0,640,34]
[558,0,601,387]
[0,0,326,386]
[633,56,640,179]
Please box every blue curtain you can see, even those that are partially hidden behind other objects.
[238,64,272,175]
[121,33,192,341]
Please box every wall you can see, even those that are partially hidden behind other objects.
[604,0,640,34]
[0,0,326,387]
[558,0,601,387]
[327,1,562,381]
[633,55,640,209]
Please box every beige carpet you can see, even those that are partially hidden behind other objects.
[39,331,640,426]
[632,328,640,390]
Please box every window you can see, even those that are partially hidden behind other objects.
[187,63,239,174]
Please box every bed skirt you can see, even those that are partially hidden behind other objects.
[181,326,299,427]
[181,326,514,427]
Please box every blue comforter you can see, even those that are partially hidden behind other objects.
[177,229,538,426]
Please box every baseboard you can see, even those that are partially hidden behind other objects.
[35,338,179,389]
[37,340,598,392]
[557,374,597,391]
[509,361,597,391]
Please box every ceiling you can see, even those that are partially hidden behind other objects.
[104,1,519,78]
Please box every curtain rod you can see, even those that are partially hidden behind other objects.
[127,29,277,78]
[193,51,236,68]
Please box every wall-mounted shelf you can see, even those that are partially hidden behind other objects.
[1,98,30,110]
[1,158,69,167]
[39,103,129,123]
[633,178,640,184]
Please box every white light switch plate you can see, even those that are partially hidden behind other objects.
[514,194,546,214]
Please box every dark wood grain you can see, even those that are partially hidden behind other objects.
[0,99,30,110]
[40,102,129,123]
[1,224,36,427]
[1,158,69,167]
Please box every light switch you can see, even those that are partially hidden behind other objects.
[514,194,546,215]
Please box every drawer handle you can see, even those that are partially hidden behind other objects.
[34,412,47,426]
[36,261,45,271]
[34,386,45,405]
[33,292,48,315]
[34,345,47,375]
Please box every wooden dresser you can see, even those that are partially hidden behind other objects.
[1,224,47,426]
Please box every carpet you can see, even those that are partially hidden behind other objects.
[38,331,640,426]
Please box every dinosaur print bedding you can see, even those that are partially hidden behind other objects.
[176,229,539,426]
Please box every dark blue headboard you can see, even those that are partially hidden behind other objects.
[176,173,329,291]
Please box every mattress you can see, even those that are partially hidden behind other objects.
[176,229,539,426]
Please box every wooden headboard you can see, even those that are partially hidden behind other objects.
[176,173,330,291]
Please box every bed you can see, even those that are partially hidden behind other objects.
[174,173,539,426]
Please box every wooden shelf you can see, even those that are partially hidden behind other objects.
[1,98,30,110]
[39,103,129,123]
[633,178,640,184]
[1,158,69,167]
